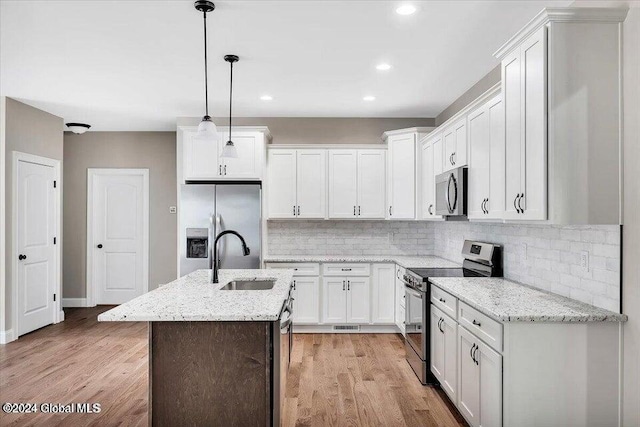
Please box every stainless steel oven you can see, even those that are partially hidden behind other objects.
[403,240,502,385]
[435,166,467,216]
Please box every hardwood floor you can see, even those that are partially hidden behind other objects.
[0,307,466,427]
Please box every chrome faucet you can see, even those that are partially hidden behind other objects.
[211,230,250,283]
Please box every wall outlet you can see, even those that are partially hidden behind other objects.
[580,250,589,272]
[169,206,177,214]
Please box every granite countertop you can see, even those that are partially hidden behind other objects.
[263,255,460,269]
[429,277,628,323]
[98,269,293,322]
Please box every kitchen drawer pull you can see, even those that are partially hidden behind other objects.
[341,268,352,271]
[472,319,481,327]
[293,205,296,216]
[439,297,446,303]
[389,206,392,216]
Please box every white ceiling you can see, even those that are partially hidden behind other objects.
[0,0,570,131]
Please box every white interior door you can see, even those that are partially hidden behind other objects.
[16,157,57,336]
[89,169,149,305]
[357,150,386,218]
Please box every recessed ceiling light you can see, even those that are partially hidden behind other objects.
[363,96,376,102]
[376,63,392,71]
[396,4,416,15]
[260,95,273,101]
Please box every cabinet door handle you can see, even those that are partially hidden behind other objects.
[389,206,392,216]
[293,205,296,216]
[219,165,222,175]
[518,193,524,213]
[97,244,103,249]
[514,194,520,213]
[358,206,361,216]
[18,254,27,260]
[293,280,296,290]
[439,297,446,303]
[472,319,481,327]
[473,344,479,365]
[224,165,227,175]
[343,280,345,291]
[485,198,489,214]
[353,206,356,216]
[438,318,444,334]
[297,206,300,216]
[428,204,433,215]
[470,343,476,362]
[347,280,350,291]
[452,152,456,165]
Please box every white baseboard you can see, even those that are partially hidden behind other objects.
[0,328,16,344]
[62,298,88,308]
[293,324,401,334]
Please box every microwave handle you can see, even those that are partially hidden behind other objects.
[446,173,457,214]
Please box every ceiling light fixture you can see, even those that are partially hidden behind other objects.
[221,54,239,158]
[194,0,219,141]
[65,123,91,134]
[363,96,376,101]
[260,95,273,101]
[396,4,416,15]
[376,63,392,71]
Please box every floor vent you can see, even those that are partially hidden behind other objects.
[333,325,360,331]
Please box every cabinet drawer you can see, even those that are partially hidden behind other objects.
[265,263,319,276]
[458,301,503,352]
[323,263,371,276]
[431,285,457,320]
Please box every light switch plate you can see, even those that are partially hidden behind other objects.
[169,206,177,214]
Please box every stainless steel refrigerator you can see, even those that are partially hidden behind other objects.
[179,184,261,277]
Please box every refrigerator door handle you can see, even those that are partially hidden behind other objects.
[208,214,215,271]
[215,213,223,269]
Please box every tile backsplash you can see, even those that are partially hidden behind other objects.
[433,223,621,312]
[267,220,621,312]
[267,220,434,256]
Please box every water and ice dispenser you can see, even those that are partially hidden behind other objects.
[186,228,208,258]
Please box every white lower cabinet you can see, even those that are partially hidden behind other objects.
[292,277,320,324]
[395,265,406,335]
[372,264,395,324]
[431,305,457,402]
[322,276,370,324]
[457,325,502,427]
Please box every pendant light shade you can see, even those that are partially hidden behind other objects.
[221,54,239,158]
[194,1,219,142]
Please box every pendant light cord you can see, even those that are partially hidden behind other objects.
[229,60,233,141]
[203,11,209,117]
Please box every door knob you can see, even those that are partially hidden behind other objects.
[97,244,103,249]
[18,254,27,260]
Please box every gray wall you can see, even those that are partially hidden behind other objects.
[63,132,177,298]
[3,98,64,332]
[435,65,501,126]
[176,117,435,144]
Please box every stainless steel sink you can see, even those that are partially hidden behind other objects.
[219,279,276,291]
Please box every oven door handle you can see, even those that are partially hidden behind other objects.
[405,286,423,299]
[280,310,292,332]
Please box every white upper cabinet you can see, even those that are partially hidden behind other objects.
[384,128,432,220]
[296,150,327,218]
[419,134,442,220]
[443,118,467,172]
[500,25,547,221]
[328,149,386,219]
[328,150,358,218]
[468,95,504,220]
[267,149,297,219]
[182,127,267,181]
[357,150,386,219]
[268,149,326,219]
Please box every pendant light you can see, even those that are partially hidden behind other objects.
[194,0,218,141]
[221,54,239,158]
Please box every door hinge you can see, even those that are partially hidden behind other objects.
[53,180,57,188]
[53,294,56,302]
[53,237,57,245]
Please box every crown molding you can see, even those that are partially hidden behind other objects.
[382,127,435,140]
[494,7,629,60]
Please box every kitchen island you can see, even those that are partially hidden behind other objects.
[99,269,294,427]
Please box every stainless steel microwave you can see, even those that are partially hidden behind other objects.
[435,167,467,216]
